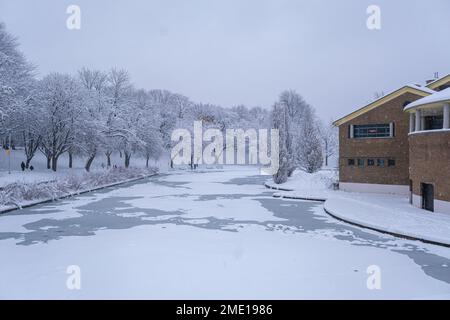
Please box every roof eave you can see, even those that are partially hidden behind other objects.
[426,74,450,90]
[404,99,450,112]
[333,86,432,127]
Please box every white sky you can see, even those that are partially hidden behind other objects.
[1,0,449,121]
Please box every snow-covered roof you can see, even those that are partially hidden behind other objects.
[404,84,435,94]
[333,84,434,126]
[404,87,450,111]
[425,74,450,90]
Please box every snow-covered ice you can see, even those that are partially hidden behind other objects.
[0,167,449,299]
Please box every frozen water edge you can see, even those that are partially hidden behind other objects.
[0,167,449,299]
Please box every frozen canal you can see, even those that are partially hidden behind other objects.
[0,168,449,299]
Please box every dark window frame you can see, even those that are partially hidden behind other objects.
[424,115,444,131]
[353,123,392,139]
[377,159,386,167]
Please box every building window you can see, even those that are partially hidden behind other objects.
[424,115,443,130]
[348,159,355,166]
[367,159,375,166]
[377,159,385,167]
[357,159,364,167]
[388,159,396,167]
[353,124,391,138]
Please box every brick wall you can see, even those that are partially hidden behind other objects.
[409,131,450,202]
[338,93,424,186]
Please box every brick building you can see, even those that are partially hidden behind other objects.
[404,85,450,214]
[334,74,450,214]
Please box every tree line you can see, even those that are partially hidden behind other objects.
[0,23,337,182]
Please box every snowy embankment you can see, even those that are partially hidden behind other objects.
[0,167,158,213]
[265,169,338,201]
[324,196,450,246]
[266,169,450,246]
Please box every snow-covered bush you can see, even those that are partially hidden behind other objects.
[0,167,157,209]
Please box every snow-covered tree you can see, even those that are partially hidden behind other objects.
[102,68,134,167]
[270,90,324,180]
[38,73,84,171]
[0,23,35,152]
[297,114,324,173]
[136,98,164,167]
[16,84,44,168]
[319,119,338,167]
[271,103,291,184]
[77,68,109,171]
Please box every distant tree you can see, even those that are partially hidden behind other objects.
[319,119,338,167]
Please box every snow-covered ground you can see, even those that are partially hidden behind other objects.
[0,167,449,299]
[266,169,338,199]
[0,150,165,211]
[324,195,450,246]
[266,170,450,246]
[0,149,169,188]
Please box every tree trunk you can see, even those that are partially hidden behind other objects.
[25,157,32,169]
[146,156,150,168]
[106,152,111,167]
[46,156,51,170]
[85,155,96,172]
[69,152,73,169]
[51,155,59,172]
[124,153,131,168]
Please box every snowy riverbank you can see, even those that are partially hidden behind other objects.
[266,170,450,246]
[0,167,158,213]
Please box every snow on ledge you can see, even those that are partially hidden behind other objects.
[408,129,450,136]
[404,87,450,111]
[324,196,450,247]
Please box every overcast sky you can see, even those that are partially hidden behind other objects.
[1,0,449,121]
